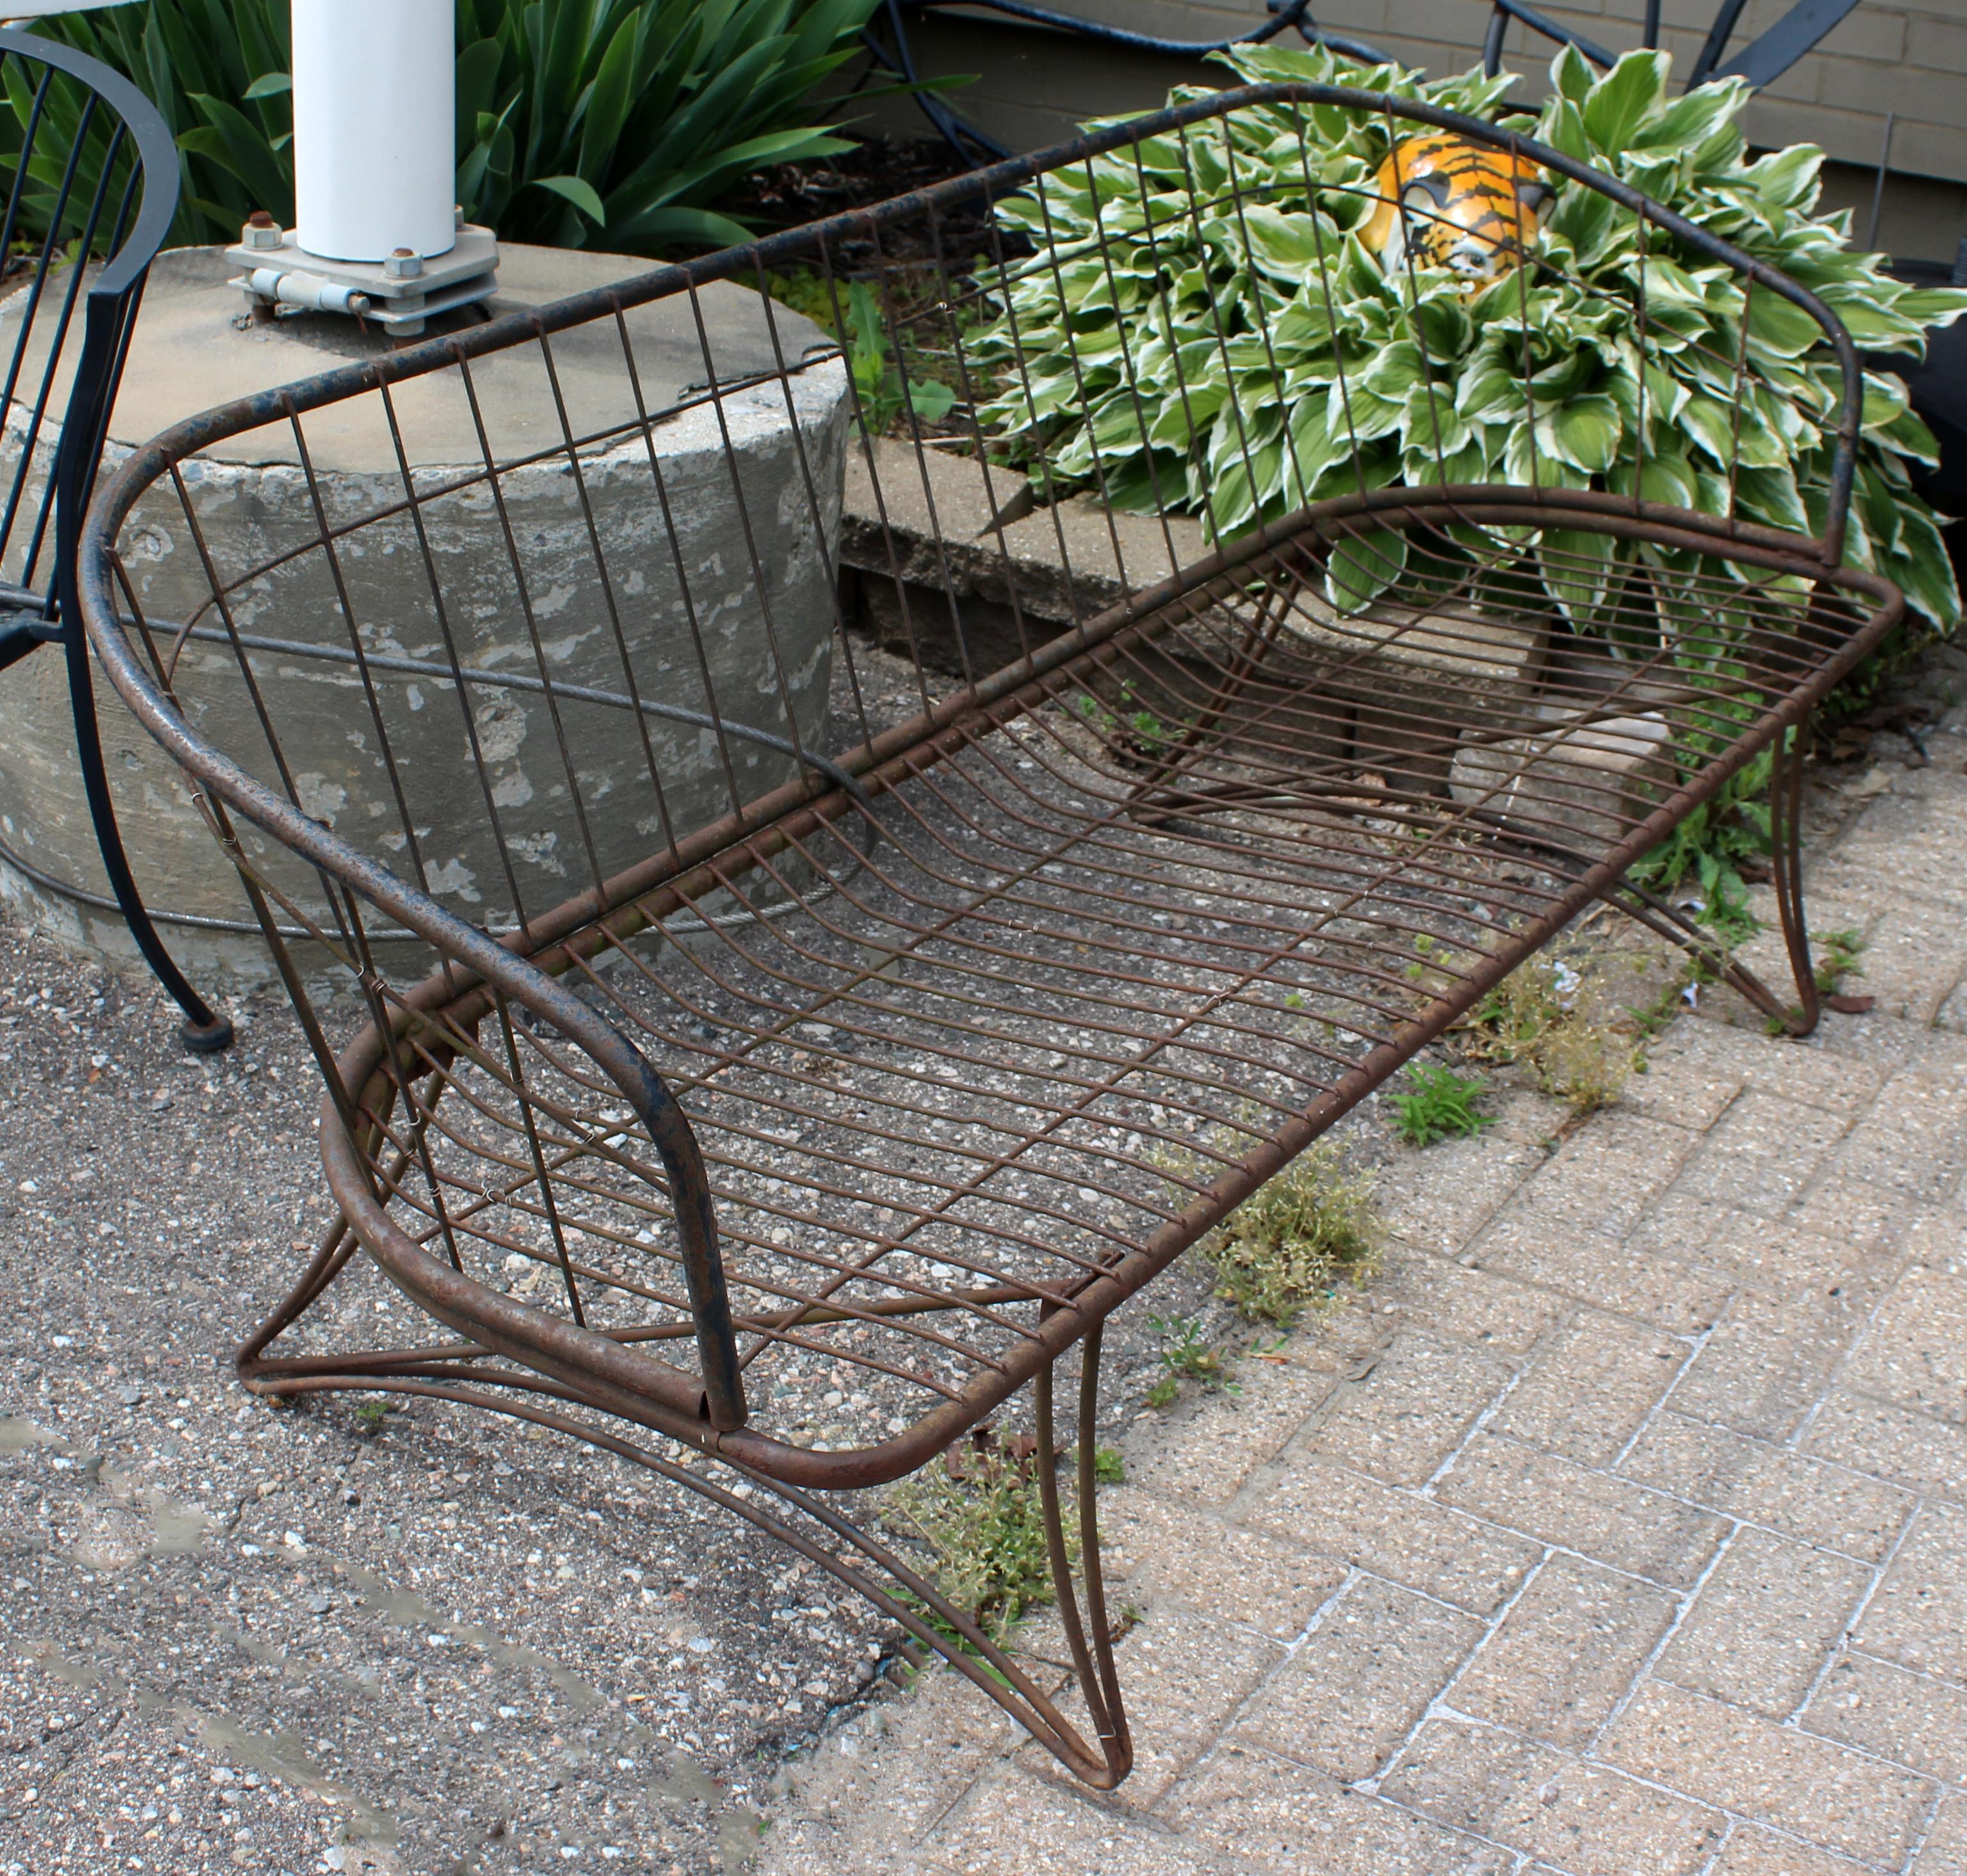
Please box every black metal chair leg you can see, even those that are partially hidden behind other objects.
[60,619,232,1053]
[0,29,230,1052]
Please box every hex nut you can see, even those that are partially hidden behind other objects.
[384,248,424,280]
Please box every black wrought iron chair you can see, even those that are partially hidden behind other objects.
[1480,0,1865,89]
[862,0,1391,165]
[0,24,231,1052]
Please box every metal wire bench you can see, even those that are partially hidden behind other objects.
[79,85,1901,1788]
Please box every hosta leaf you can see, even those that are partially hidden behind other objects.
[1635,83,1740,156]
[1325,526,1409,614]
[1551,43,1596,108]
[1540,394,1623,473]
[1743,142,1824,212]
[1361,342,1426,402]
[1882,408,1942,467]
[1735,464,1811,535]
[1861,371,1910,431]
[1580,50,1671,155]
[1611,448,1699,508]
[1539,526,1624,627]
[1832,297,1935,349]
[1402,382,1472,461]
[1745,289,1826,358]
[1898,288,1967,329]
[1680,395,1739,467]
[1237,204,1329,280]
[1892,501,1963,627]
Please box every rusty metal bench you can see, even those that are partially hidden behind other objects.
[79,85,1900,1788]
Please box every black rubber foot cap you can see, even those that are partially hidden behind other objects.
[179,1012,235,1055]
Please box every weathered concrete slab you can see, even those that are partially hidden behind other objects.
[1451,708,1676,850]
[1,246,849,983]
[839,437,1208,675]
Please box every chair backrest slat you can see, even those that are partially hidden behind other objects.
[0,29,178,613]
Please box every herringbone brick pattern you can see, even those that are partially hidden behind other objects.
[761,742,1967,1874]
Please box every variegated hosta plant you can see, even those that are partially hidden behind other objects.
[975,44,1967,630]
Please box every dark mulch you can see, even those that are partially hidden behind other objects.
[723,134,981,233]
[718,134,1011,275]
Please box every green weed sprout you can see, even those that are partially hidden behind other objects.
[1392,1063,1494,1147]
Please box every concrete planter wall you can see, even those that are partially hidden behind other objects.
[0,247,850,983]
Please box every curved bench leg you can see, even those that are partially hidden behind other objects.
[237,1300,1137,1787]
[234,1061,1132,1783]
[1606,719,1820,1039]
[1763,711,1821,1039]
[1034,1327,1132,1784]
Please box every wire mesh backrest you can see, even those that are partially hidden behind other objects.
[0,26,176,610]
[83,83,1863,961]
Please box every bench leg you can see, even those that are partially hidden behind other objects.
[1763,712,1822,1038]
[231,1038,1133,1783]
[1034,1326,1133,1784]
[1606,720,1820,1039]
[236,1270,1138,1788]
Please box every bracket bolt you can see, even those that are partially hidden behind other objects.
[384,248,424,280]
[243,209,282,251]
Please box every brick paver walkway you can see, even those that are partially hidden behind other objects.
[760,754,1967,1875]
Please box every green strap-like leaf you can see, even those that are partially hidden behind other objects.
[527,173,607,227]
[184,91,289,217]
[576,13,639,186]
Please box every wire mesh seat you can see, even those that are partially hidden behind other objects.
[80,83,1902,1786]
[0,25,230,1050]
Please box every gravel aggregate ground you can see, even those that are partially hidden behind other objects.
[4,632,1953,1874]
[0,871,1233,1876]
[0,936,911,1875]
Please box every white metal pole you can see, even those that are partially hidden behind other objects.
[291,0,454,264]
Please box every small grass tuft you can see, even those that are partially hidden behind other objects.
[1144,1312,1236,1407]
[1461,953,1639,1117]
[1202,1142,1380,1328]
[1067,1444,1127,1484]
[353,1400,393,1435]
[1391,1063,1494,1147]
[1813,927,1867,994]
[886,1429,1071,1646]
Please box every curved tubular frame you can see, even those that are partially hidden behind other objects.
[239,1233,1134,1788]
[0,26,230,1051]
[858,0,1391,167]
[78,83,1902,1789]
[1482,0,1866,92]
